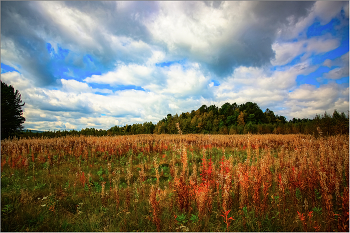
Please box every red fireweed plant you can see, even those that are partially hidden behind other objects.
[221,209,234,232]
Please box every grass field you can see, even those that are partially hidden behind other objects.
[1,133,349,231]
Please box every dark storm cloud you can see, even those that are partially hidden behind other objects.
[251,1,315,22]
[208,34,275,77]
[1,1,57,86]
[204,2,316,77]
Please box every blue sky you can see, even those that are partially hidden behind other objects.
[1,1,349,131]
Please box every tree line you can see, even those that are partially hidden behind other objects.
[18,102,348,139]
[1,80,348,139]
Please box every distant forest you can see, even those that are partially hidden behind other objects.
[19,102,349,138]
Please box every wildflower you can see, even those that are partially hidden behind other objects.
[308,211,313,219]
[221,209,234,232]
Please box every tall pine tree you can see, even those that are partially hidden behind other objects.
[1,81,26,139]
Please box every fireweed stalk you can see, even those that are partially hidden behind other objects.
[153,156,160,188]
[107,162,112,190]
[149,185,161,231]
[138,162,146,199]
[221,209,234,232]
[174,172,190,212]
[181,146,188,180]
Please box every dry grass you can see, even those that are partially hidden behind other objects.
[1,133,349,231]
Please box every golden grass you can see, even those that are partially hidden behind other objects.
[1,133,349,231]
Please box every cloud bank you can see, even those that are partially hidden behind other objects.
[1,1,348,131]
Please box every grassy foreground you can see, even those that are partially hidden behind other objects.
[1,133,349,231]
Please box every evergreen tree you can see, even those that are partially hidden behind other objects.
[1,81,26,139]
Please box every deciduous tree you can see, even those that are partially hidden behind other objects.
[237,111,245,126]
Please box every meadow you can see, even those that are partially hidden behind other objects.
[1,132,349,232]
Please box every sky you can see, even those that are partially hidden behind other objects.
[1,1,349,131]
